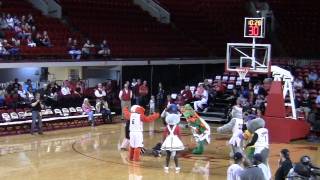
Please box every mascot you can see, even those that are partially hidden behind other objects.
[245,117,271,175]
[161,113,184,172]
[217,117,244,157]
[123,105,159,161]
[181,104,211,154]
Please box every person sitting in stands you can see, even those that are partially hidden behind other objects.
[33,32,43,47]
[82,98,95,126]
[308,70,318,82]
[181,85,193,104]
[5,14,14,29]
[3,39,19,57]
[98,40,111,57]
[81,39,95,58]
[41,31,52,47]
[27,36,36,47]
[193,83,208,112]
[297,91,312,120]
[68,39,81,60]
[27,14,35,26]
[95,83,106,98]
[293,77,304,91]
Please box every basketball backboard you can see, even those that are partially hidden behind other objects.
[226,43,271,74]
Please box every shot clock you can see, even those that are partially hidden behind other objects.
[244,17,265,38]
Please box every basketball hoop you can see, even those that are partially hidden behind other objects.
[236,67,249,80]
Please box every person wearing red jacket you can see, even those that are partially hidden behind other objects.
[123,105,159,161]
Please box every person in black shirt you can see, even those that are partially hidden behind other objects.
[275,149,293,180]
[30,93,44,135]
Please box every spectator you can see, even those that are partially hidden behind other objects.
[98,39,111,57]
[3,39,19,57]
[293,77,304,90]
[297,92,312,120]
[156,82,165,111]
[174,94,185,107]
[61,82,71,96]
[96,99,112,123]
[81,39,95,58]
[6,14,14,29]
[33,32,43,46]
[68,39,81,60]
[304,77,314,90]
[23,79,32,92]
[133,79,141,105]
[26,86,35,102]
[27,36,36,47]
[231,98,243,119]
[275,149,293,180]
[181,85,193,104]
[27,14,34,26]
[165,94,173,108]
[253,82,262,95]
[315,90,320,108]
[30,93,44,135]
[227,152,244,180]
[12,78,21,91]
[253,154,271,180]
[0,16,8,29]
[139,80,149,107]
[82,98,94,126]
[239,159,265,180]
[193,83,208,112]
[94,83,106,101]
[0,87,5,107]
[131,78,137,89]
[214,80,226,95]
[149,95,155,114]
[308,70,318,82]
[41,31,52,47]
[119,82,132,120]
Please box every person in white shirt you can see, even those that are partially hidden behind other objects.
[61,84,71,96]
[254,154,271,180]
[94,83,106,101]
[227,152,244,180]
[293,77,304,90]
[193,84,208,111]
[6,14,14,29]
[18,86,27,99]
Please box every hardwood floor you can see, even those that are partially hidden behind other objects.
[0,119,318,180]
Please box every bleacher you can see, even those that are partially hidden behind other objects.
[59,0,208,58]
[1,0,82,59]
[157,0,247,57]
[268,0,320,58]
[0,106,115,136]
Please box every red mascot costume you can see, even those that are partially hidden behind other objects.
[123,105,159,161]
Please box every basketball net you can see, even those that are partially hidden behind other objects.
[236,67,249,80]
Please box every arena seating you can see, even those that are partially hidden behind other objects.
[268,0,320,58]
[157,0,247,57]
[59,0,208,58]
[0,107,115,136]
[1,0,82,59]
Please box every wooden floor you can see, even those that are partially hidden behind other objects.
[0,119,319,180]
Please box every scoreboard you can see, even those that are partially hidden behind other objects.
[244,17,265,38]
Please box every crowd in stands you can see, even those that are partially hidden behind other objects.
[0,78,118,112]
[0,12,53,59]
[67,38,111,60]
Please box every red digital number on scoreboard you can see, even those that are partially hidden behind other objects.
[248,25,260,36]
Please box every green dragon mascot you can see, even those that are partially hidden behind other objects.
[181,104,211,154]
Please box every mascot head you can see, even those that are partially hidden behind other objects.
[130,105,145,114]
[181,104,195,119]
[165,113,181,125]
[247,117,266,133]
[167,104,179,114]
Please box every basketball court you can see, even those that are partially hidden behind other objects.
[0,119,318,180]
